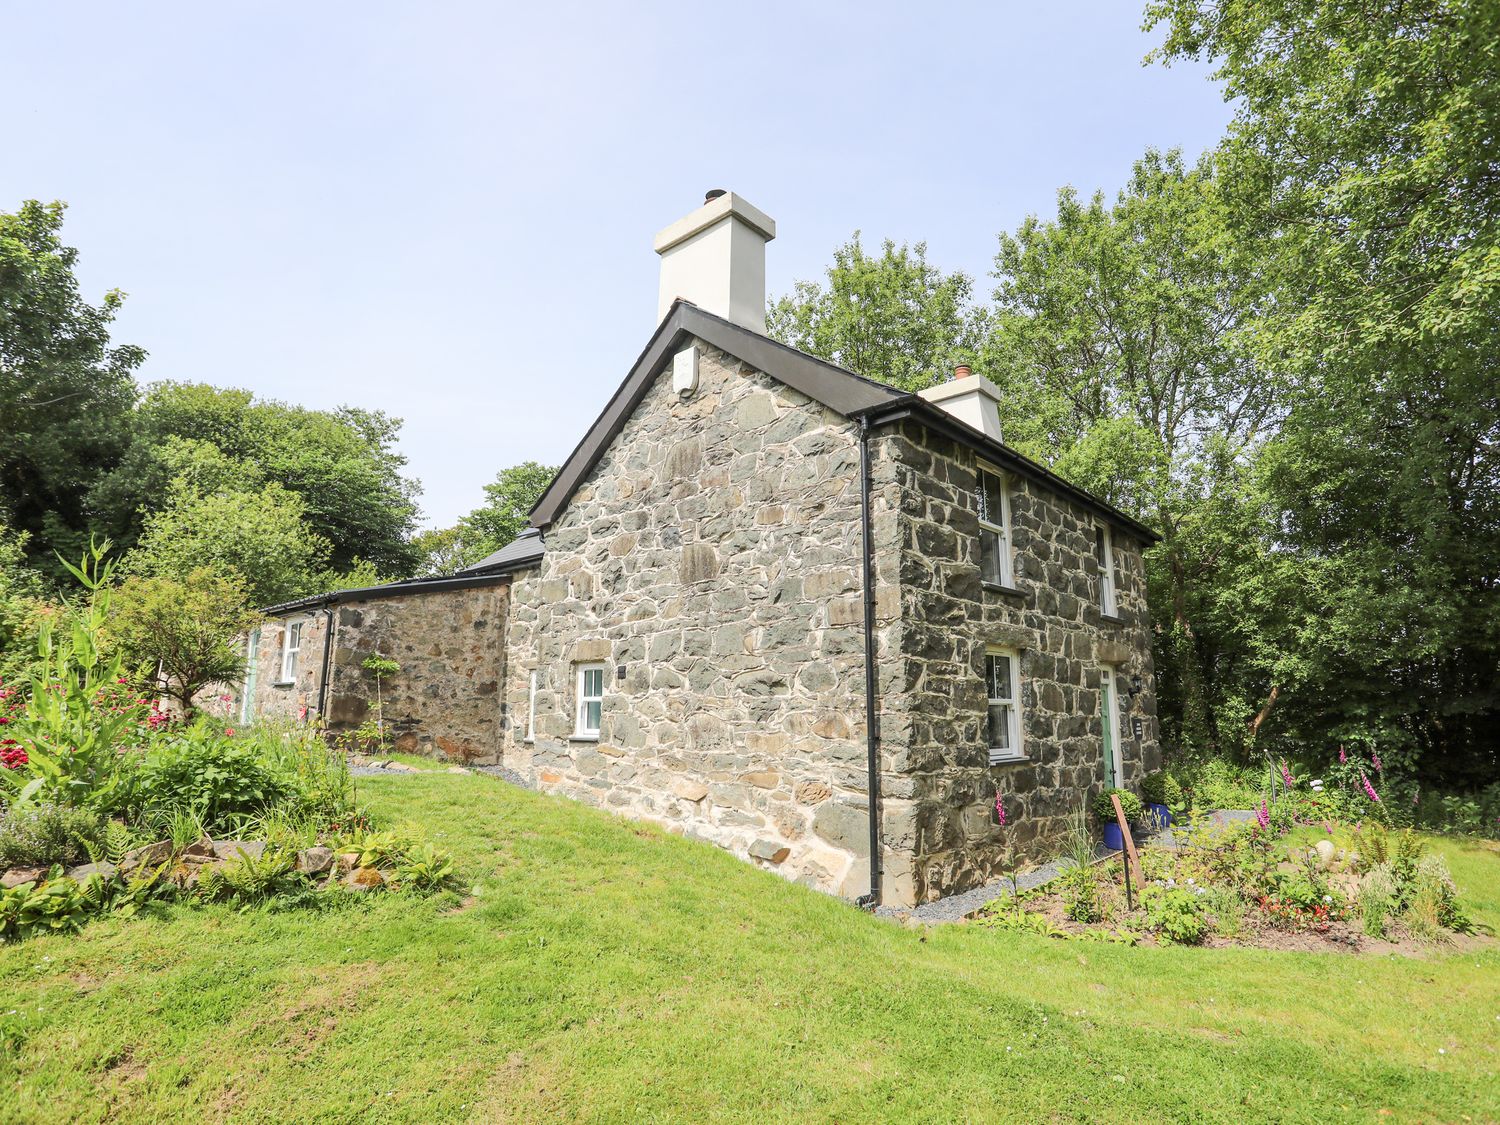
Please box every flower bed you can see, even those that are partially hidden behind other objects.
[976,812,1483,954]
[0,554,456,942]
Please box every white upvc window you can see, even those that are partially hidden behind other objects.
[976,464,1013,587]
[240,626,261,724]
[279,620,303,684]
[1096,523,1117,616]
[985,648,1025,764]
[574,663,605,739]
[525,670,538,743]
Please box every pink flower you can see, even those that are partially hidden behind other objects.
[994,793,1007,827]
[1360,772,1380,803]
[1371,751,1383,774]
[1338,745,1346,763]
[1280,761,1295,789]
[1255,801,1270,830]
[224,728,235,737]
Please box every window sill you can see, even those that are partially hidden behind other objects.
[982,581,1024,597]
[1099,612,1125,625]
[988,754,1031,766]
[569,733,600,743]
[271,680,296,688]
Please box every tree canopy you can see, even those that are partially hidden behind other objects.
[91,382,421,577]
[767,234,988,392]
[0,201,143,579]
[415,461,556,576]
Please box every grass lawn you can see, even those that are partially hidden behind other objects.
[2,774,1497,1123]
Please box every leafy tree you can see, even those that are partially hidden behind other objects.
[415,462,556,574]
[987,149,1277,756]
[109,568,262,716]
[0,521,51,683]
[127,481,330,607]
[0,201,143,577]
[91,382,421,576]
[767,234,988,391]
[411,525,469,577]
[1147,0,1500,785]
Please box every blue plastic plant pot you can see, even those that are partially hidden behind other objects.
[1102,822,1124,850]
[1148,802,1173,830]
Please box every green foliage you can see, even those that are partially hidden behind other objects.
[1141,771,1184,810]
[1146,0,1500,786]
[417,462,557,575]
[0,803,103,869]
[91,382,421,577]
[2,545,146,808]
[126,479,331,607]
[0,873,96,939]
[1359,864,1397,938]
[201,845,304,906]
[1092,787,1143,825]
[1058,864,1104,924]
[110,726,294,832]
[1142,885,1211,945]
[767,233,988,392]
[0,522,50,683]
[0,201,144,580]
[108,567,261,714]
[393,841,456,892]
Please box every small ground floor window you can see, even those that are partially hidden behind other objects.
[986,648,1024,764]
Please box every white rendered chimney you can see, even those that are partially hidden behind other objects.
[654,190,776,331]
[918,365,1004,442]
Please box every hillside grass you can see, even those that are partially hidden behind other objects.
[1,773,1496,1123]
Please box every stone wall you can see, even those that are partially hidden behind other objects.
[321,583,508,763]
[220,612,332,726]
[219,582,509,765]
[878,421,1160,904]
[503,340,903,898]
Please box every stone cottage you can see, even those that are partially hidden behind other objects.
[227,191,1159,909]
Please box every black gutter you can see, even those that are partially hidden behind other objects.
[316,606,335,721]
[856,416,882,910]
[854,400,1160,545]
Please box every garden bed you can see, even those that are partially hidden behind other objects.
[974,815,1488,955]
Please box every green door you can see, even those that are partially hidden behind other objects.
[1100,667,1122,788]
[240,627,261,725]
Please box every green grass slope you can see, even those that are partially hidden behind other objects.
[2,773,1496,1123]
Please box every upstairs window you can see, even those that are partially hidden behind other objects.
[279,621,303,684]
[985,649,1024,764]
[976,465,1013,587]
[1096,524,1117,616]
[574,663,605,739]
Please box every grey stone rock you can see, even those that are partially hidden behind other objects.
[296,846,335,875]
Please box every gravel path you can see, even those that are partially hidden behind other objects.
[348,762,535,789]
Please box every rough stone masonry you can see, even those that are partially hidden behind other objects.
[502,339,1158,905]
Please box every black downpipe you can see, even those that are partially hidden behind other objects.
[316,606,336,722]
[856,416,882,910]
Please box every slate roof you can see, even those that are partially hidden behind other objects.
[528,299,1158,544]
[455,527,546,576]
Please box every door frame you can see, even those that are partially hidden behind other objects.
[1100,666,1123,789]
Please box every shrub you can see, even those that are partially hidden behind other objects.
[1142,885,1210,944]
[1092,788,1143,825]
[1358,863,1397,938]
[1059,864,1104,923]
[111,724,293,832]
[1406,854,1470,936]
[0,803,103,869]
[1141,771,1183,810]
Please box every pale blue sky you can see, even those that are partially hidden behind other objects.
[3,2,1230,529]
